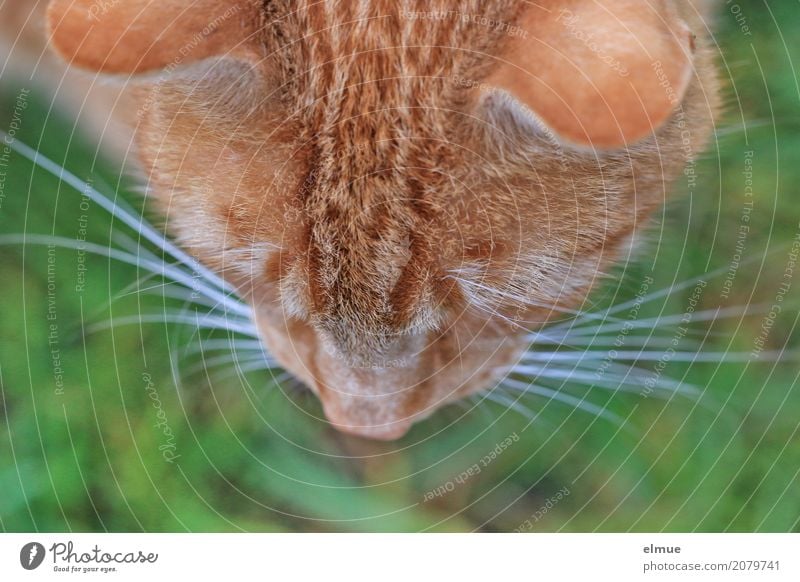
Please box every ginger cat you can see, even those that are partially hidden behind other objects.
[3,0,720,439]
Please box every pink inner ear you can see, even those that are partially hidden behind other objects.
[485,0,695,149]
[46,0,258,75]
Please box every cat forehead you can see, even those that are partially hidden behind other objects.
[272,0,516,106]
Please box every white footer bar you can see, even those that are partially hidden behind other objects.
[1,533,797,581]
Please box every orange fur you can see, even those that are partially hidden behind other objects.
[18,0,720,439]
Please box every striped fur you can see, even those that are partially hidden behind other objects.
[10,0,721,439]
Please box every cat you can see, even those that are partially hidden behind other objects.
[5,0,720,440]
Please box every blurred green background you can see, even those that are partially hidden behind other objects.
[1,0,798,532]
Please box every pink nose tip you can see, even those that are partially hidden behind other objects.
[333,422,410,441]
[324,408,412,441]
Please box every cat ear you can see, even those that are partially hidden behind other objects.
[46,0,262,74]
[484,0,695,148]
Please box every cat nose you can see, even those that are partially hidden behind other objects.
[319,396,413,441]
[329,416,412,441]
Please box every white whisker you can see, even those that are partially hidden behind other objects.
[186,338,265,355]
[0,234,253,319]
[1,133,237,298]
[558,306,763,338]
[528,333,700,350]
[451,275,621,324]
[520,350,768,364]
[185,353,274,377]
[501,378,624,425]
[482,387,540,420]
[508,364,696,398]
[88,313,259,337]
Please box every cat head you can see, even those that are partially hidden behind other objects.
[47,0,719,439]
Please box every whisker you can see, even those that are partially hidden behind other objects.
[110,230,254,318]
[185,338,265,355]
[112,275,180,300]
[143,285,238,314]
[577,357,697,394]
[185,353,274,377]
[88,312,259,337]
[508,364,697,398]
[715,118,773,138]
[481,387,541,420]
[556,306,765,338]
[528,332,701,350]
[501,378,624,425]
[210,359,285,382]
[451,275,623,324]
[268,370,294,385]
[520,350,773,364]
[563,242,795,330]
[0,234,252,319]
[1,132,237,298]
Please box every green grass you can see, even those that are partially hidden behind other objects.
[1,0,798,532]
